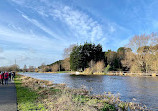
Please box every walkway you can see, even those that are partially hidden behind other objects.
[0,81,17,111]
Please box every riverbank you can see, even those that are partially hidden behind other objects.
[72,71,158,77]
[14,75,46,110]
[15,74,146,111]
[24,71,158,77]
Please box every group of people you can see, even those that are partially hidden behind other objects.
[0,71,15,85]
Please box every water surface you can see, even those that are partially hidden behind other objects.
[19,72,158,110]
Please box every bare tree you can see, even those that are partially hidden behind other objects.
[0,64,20,72]
[35,68,39,72]
[94,61,105,73]
[62,58,70,71]
[23,65,27,72]
[89,60,95,68]
[28,66,35,72]
[63,44,76,59]
[51,64,59,72]
[88,60,95,73]
[122,33,158,73]
[10,64,20,72]
[41,63,46,72]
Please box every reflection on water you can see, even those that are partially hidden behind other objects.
[20,72,158,110]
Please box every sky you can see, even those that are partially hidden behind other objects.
[0,0,158,68]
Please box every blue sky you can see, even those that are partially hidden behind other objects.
[0,0,158,68]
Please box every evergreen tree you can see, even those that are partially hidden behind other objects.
[70,43,104,71]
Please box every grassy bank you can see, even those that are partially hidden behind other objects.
[15,75,46,111]
[15,74,146,111]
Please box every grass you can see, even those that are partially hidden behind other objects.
[72,94,117,110]
[101,103,116,111]
[56,71,72,73]
[15,75,46,111]
[15,74,146,111]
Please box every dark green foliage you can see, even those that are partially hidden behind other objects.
[70,43,132,71]
[50,87,62,94]
[105,50,118,71]
[117,47,132,71]
[70,42,104,71]
[104,47,132,71]
[70,45,82,71]
[48,60,63,66]
[101,103,116,111]
[36,43,133,72]
[117,47,126,70]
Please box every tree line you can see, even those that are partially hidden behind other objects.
[0,64,20,72]
[22,32,158,73]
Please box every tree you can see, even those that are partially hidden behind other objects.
[150,44,158,71]
[70,43,104,71]
[62,44,76,71]
[23,65,27,72]
[94,61,105,73]
[105,50,118,70]
[117,47,132,70]
[10,64,20,72]
[41,63,46,72]
[28,66,35,72]
[51,64,59,72]
[70,45,82,71]
[122,33,158,72]
[63,44,76,59]
[0,64,20,72]
[89,60,95,69]
[35,68,39,72]
[62,58,70,71]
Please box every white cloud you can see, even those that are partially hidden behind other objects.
[11,0,25,5]
[0,25,66,52]
[12,0,106,43]
[51,5,105,42]
[109,26,115,33]
[21,14,63,41]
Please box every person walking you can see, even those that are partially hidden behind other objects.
[2,72,4,84]
[4,72,9,85]
[11,71,15,80]
[9,72,11,81]
[0,72,4,85]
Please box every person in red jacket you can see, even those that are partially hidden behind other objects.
[0,72,4,85]
[4,72,9,85]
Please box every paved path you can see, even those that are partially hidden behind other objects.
[0,81,17,111]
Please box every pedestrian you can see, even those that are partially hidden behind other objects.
[13,72,15,78]
[2,72,4,84]
[11,72,15,80]
[4,72,9,85]
[9,72,11,81]
[0,71,3,85]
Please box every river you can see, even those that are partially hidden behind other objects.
[19,72,158,110]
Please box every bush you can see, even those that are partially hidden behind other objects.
[104,65,111,74]
[101,103,116,111]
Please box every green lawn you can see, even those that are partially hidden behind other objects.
[15,75,46,111]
